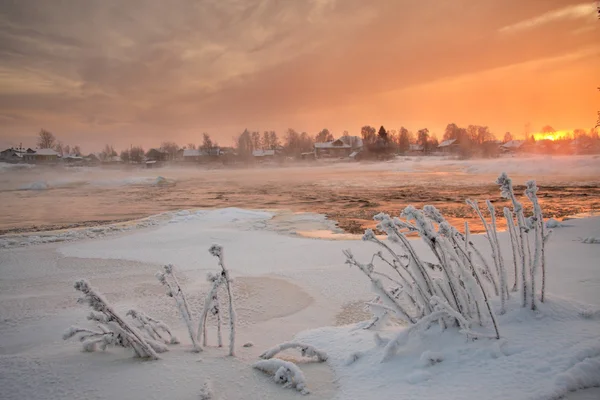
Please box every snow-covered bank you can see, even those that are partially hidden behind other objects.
[358,154,600,179]
[1,206,599,399]
[296,296,600,400]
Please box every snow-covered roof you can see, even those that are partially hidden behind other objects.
[252,149,275,157]
[314,139,351,149]
[183,149,202,157]
[35,148,59,156]
[409,144,424,151]
[438,139,457,148]
[501,140,524,149]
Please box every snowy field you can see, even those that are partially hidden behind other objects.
[1,205,599,399]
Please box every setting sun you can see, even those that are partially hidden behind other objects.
[532,130,572,141]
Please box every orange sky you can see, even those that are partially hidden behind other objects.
[0,0,598,151]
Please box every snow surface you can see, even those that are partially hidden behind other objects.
[1,208,599,399]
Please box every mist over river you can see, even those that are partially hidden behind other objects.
[1,155,599,236]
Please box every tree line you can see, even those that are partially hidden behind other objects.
[33,122,600,163]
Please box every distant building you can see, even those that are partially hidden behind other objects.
[408,144,424,152]
[32,148,59,162]
[182,147,222,162]
[314,139,353,158]
[146,148,169,162]
[252,149,275,159]
[437,139,459,153]
[183,149,202,162]
[500,140,524,153]
[62,154,84,164]
[0,148,22,162]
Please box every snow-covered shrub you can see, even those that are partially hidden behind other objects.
[126,309,179,345]
[253,359,310,395]
[260,341,328,362]
[64,280,161,359]
[344,173,551,362]
[156,264,202,352]
[207,244,236,356]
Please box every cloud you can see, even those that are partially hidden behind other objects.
[498,3,597,34]
[0,0,597,149]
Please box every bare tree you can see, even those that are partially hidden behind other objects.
[160,142,179,161]
[398,127,410,153]
[503,132,513,143]
[130,146,145,163]
[236,129,254,158]
[72,145,82,156]
[186,143,197,150]
[100,145,116,161]
[201,134,213,151]
[37,129,56,149]
[251,131,261,150]
[315,128,333,143]
[269,131,279,149]
[54,141,64,156]
[120,149,131,163]
[361,126,377,146]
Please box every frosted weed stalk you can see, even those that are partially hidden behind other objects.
[345,173,551,361]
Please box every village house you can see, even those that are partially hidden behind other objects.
[314,139,353,158]
[182,147,222,162]
[500,140,525,154]
[62,154,84,165]
[1,147,38,163]
[30,148,60,163]
[252,149,275,161]
[146,148,169,162]
[0,148,22,162]
[437,138,459,153]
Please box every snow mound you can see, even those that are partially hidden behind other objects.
[581,237,600,244]
[19,181,49,190]
[295,296,600,400]
[546,218,564,228]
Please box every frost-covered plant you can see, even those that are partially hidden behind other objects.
[156,264,202,352]
[525,179,550,305]
[498,174,551,309]
[197,272,224,347]
[253,359,310,395]
[259,341,328,362]
[208,244,236,356]
[345,173,551,362]
[126,309,179,345]
[466,199,509,314]
[496,173,532,307]
[64,280,161,359]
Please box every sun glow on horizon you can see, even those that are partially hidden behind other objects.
[532,130,572,141]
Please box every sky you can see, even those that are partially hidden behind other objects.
[0,0,598,151]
